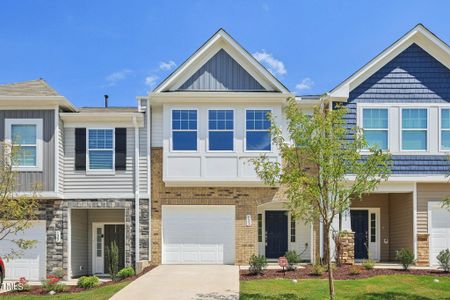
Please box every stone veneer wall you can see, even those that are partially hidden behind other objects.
[416,233,430,266]
[150,148,286,265]
[43,198,149,276]
[339,231,355,265]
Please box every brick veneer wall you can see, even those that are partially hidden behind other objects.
[150,148,286,265]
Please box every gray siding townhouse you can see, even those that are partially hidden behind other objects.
[0,23,449,281]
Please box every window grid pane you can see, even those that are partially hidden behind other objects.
[402,109,427,129]
[246,110,271,151]
[11,124,38,167]
[363,109,387,129]
[441,109,450,150]
[88,129,114,170]
[402,109,427,150]
[257,214,262,243]
[290,218,296,243]
[209,110,234,151]
[370,213,376,243]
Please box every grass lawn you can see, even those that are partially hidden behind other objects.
[0,280,130,300]
[240,275,450,300]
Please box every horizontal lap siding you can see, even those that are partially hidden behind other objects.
[58,119,64,193]
[388,193,414,259]
[417,183,450,234]
[139,118,148,194]
[151,106,163,147]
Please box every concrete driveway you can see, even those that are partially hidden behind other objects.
[110,265,239,300]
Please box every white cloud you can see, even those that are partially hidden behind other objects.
[159,60,177,71]
[105,69,132,86]
[145,75,159,87]
[252,50,286,76]
[295,77,314,91]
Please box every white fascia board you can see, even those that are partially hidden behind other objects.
[60,112,144,127]
[329,24,450,101]
[163,179,276,188]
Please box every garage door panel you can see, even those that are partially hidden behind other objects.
[162,206,235,264]
[430,204,450,266]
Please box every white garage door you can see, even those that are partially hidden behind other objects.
[0,221,46,280]
[162,206,235,264]
[429,203,450,266]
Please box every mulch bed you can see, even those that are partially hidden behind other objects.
[1,265,157,296]
[240,265,450,281]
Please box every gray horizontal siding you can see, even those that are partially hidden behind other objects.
[177,49,266,91]
[0,110,55,192]
[342,43,450,175]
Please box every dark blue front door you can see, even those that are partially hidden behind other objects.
[351,210,369,259]
[265,211,288,259]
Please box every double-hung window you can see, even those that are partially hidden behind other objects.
[362,108,388,150]
[5,119,43,171]
[401,108,428,151]
[440,109,450,150]
[246,109,271,151]
[88,129,114,170]
[172,109,197,151]
[208,110,234,151]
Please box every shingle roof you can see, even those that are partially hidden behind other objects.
[0,79,60,96]
[79,107,138,113]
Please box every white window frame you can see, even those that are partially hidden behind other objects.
[5,118,43,171]
[207,109,235,152]
[439,107,450,152]
[170,108,198,152]
[400,107,429,152]
[244,108,272,152]
[361,107,390,151]
[86,128,115,173]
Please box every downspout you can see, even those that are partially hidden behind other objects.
[146,99,152,261]
[133,116,140,265]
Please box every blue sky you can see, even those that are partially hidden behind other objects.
[0,0,449,107]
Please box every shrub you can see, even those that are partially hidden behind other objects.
[349,266,361,275]
[41,275,66,293]
[77,276,100,289]
[395,248,415,270]
[284,250,300,271]
[51,267,65,279]
[106,241,119,279]
[16,277,31,292]
[249,254,268,275]
[362,259,375,270]
[117,267,135,279]
[437,249,450,272]
[310,264,324,276]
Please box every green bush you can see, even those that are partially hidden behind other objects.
[41,275,66,293]
[284,250,300,270]
[395,248,415,270]
[362,259,375,270]
[77,276,100,289]
[437,249,450,272]
[106,241,119,280]
[117,267,135,279]
[310,264,324,276]
[249,254,268,275]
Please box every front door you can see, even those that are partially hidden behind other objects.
[351,210,369,260]
[104,224,125,273]
[265,211,288,259]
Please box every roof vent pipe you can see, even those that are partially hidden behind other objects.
[104,94,109,108]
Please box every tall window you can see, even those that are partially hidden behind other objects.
[88,129,114,170]
[246,109,271,151]
[172,110,197,151]
[441,109,450,150]
[208,110,234,151]
[402,108,427,150]
[257,214,262,243]
[370,213,376,243]
[362,108,388,150]
[290,218,296,243]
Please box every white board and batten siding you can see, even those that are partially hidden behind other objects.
[428,202,450,266]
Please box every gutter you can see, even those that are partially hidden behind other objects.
[133,116,140,265]
[147,99,152,261]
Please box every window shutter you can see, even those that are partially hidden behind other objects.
[115,128,127,170]
[75,128,86,170]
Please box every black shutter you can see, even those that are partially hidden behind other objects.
[115,128,127,171]
[75,128,86,170]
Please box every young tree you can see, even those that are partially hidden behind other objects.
[0,142,39,259]
[252,97,391,300]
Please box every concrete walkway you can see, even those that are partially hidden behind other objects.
[110,265,239,300]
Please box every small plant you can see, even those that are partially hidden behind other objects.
[51,267,66,279]
[362,259,375,270]
[16,277,31,292]
[437,249,450,272]
[106,241,120,279]
[395,248,415,270]
[310,264,324,276]
[349,266,361,275]
[41,274,66,293]
[284,250,300,271]
[77,276,100,289]
[249,254,268,275]
[117,267,135,279]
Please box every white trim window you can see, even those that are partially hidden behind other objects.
[87,128,115,171]
[440,108,450,151]
[172,109,197,151]
[208,109,234,151]
[401,108,428,151]
[5,119,43,171]
[362,108,388,150]
[245,109,271,151]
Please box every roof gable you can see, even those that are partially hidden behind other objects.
[154,29,289,93]
[0,79,60,96]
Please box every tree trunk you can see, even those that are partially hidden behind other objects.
[325,223,335,300]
